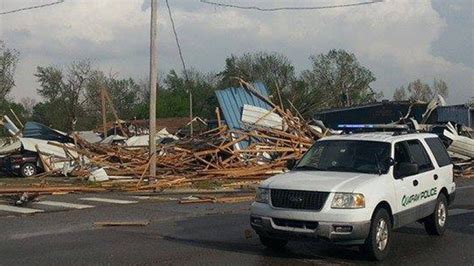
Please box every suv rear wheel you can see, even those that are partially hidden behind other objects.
[361,208,392,261]
[424,194,447,236]
[259,235,288,250]
[20,163,37,177]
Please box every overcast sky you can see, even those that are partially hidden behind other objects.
[1,0,473,104]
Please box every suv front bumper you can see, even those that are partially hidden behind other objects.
[250,215,370,244]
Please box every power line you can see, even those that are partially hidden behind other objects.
[0,0,64,16]
[165,0,194,136]
[165,0,189,81]
[200,0,383,11]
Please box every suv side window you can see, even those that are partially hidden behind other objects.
[406,139,434,172]
[394,142,411,178]
[425,137,452,167]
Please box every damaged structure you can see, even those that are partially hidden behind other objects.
[0,80,473,195]
[0,80,324,194]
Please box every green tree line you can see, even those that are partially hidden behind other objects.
[1,40,451,133]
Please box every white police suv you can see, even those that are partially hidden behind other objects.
[250,132,456,261]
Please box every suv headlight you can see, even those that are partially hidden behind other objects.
[331,193,365,209]
[255,188,270,204]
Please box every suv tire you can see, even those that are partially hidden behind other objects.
[361,208,392,261]
[424,194,447,236]
[20,163,37,177]
[259,235,288,250]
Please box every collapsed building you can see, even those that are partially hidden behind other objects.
[0,80,473,195]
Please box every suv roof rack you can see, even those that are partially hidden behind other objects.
[337,124,415,136]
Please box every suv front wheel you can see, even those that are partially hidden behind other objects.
[424,194,447,236]
[361,208,392,261]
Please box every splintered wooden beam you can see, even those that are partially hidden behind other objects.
[101,88,108,138]
[216,107,222,128]
[102,87,128,137]
[193,154,220,169]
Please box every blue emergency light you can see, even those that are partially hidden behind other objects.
[338,124,408,129]
[338,124,375,129]
[337,124,410,134]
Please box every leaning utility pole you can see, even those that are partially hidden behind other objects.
[149,0,158,176]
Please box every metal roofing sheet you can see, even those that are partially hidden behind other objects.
[0,141,21,155]
[76,131,102,144]
[20,138,77,158]
[215,82,271,149]
[2,115,20,136]
[436,105,473,128]
[23,122,73,143]
[242,104,283,130]
[215,82,271,131]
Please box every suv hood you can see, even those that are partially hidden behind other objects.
[261,170,376,193]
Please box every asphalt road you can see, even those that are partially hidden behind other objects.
[0,182,473,265]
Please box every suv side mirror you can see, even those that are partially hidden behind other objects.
[286,159,296,170]
[397,162,419,178]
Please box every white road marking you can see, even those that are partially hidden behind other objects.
[0,205,44,214]
[131,196,150,200]
[35,201,94,209]
[80,197,138,204]
[448,208,474,216]
[457,186,474,190]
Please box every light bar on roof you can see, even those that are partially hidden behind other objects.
[338,124,409,129]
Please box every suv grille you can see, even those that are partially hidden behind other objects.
[271,189,329,211]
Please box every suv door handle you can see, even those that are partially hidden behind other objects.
[413,180,418,187]
[434,174,438,180]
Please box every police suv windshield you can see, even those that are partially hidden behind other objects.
[294,140,391,174]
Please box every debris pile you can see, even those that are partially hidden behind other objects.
[1,80,324,193]
[1,80,473,197]
[442,122,474,178]
[453,158,474,178]
[69,88,323,191]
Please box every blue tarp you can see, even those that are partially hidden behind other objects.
[215,82,271,148]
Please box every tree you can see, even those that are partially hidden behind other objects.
[34,60,149,131]
[31,100,69,129]
[134,69,220,120]
[164,69,219,119]
[393,86,408,101]
[34,60,93,130]
[20,97,37,118]
[407,79,432,102]
[393,79,449,102]
[84,71,142,127]
[300,49,378,113]
[218,52,296,98]
[432,79,448,99]
[0,41,20,98]
[468,97,474,108]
